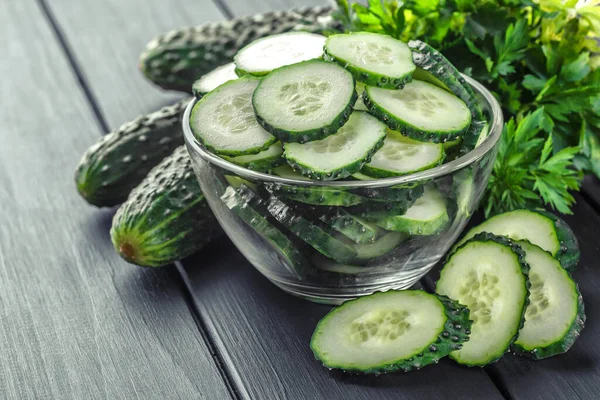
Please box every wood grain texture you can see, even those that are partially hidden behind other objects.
[180,238,503,400]
[219,0,331,17]
[424,195,600,400]
[0,1,230,399]
[45,0,225,128]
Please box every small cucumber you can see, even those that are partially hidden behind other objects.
[453,209,579,273]
[192,62,237,98]
[324,32,415,89]
[110,146,221,267]
[190,76,277,156]
[436,233,530,366]
[76,98,189,207]
[253,60,357,143]
[364,80,472,143]
[234,32,326,76]
[311,290,471,373]
[283,111,386,180]
[513,241,585,359]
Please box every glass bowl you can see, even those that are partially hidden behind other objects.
[183,75,503,304]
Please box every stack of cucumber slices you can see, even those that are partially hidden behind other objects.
[311,209,585,372]
[188,31,488,276]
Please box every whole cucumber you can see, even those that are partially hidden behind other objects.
[110,146,221,267]
[75,98,190,207]
[139,5,339,91]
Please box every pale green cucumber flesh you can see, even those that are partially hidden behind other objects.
[223,142,284,172]
[192,62,238,98]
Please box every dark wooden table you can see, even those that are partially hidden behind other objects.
[2,0,599,398]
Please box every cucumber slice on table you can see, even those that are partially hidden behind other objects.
[362,131,444,178]
[364,80,472,142]
[221,185,308,278]
[253,60,357,143]
[234,32,326,76]
[311,290,471,373]
[453,209,579,272]
[190,76,276,156]
[192,62,237,98]
[513,241,585,359]
[376,186,449,235]
[324,32,415,89]
[283,111,386,180]
[436,233,530,366]
[238,185,358,263]
[408,40,483,120]
[223,142,284,172]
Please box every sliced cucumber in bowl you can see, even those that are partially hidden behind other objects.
[324,32,415,89]
[253,59,357,143]
[192,62,238,99]
[223,142,284,171]
[283,111,386,180]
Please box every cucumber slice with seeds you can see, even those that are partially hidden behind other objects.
[253,60,357,143]
[192,62,237,98]
[324,32,415,89]
[363,132,444,178]
[283,111,386,180]
[310,290,471,373]
[436,233,530,366]
[223,142,284,171]
[376,186,449,235]
[453,210,579,273]
[364,80,472,142]
[513,241,585,359]
[408,40,484,121]
[234,32,326,76]
[190,76,276,156]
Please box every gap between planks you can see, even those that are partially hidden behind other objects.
[36,1,242,398]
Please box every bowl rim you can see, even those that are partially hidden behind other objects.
[182,74,503,189]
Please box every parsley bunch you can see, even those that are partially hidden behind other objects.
[333,0,600,216]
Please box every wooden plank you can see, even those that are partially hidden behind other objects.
[0,1,231,399]
[179,238,503,400]
[45,0,225,128]
[423,195,600,400]
[219,0,330,17]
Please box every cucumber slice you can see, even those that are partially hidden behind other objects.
[436,233,530,366]
[363,131,444,178]
[240,186,357,263]
[221,186,308,277]
[314,208,380,244]
[350,231,408,261]
[253,60,357,143]
[190,76,276,156]
[223,142,284,172]
[234,32,326,76]
[271,164,311,181]
[364,80,472,142]
[192,62,237,99]
[283,111,386,180]
[453,168,475,218]
[310,290,471,373]
[349,198,418,220]
[412,67,451,92]
[324,32,415,89]
[312,254,367,275]
[513,241,585,359]
[453,210,579,273]
[264,183,365,207]
[354,82,368,111]
[376,187,449,235]
[224,175,257,191]
[460,120,488,154]
[408,40,484,120]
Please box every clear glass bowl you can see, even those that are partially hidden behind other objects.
[183,75,503,304]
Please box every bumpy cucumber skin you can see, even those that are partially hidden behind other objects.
[225,156,284,172]
[75,98,190,207]
[442,233,531,367]
[222,186,309,277]
[323,34,415,90]
[263,182,365,207]
[283,133,385,181]
[512,275,585,359]
[363,89,469,143]
[408,40,484,121]
[110,146,221,267]
[254,70,358,143]
[535,210,580,273]
[316,208,379,244]
[310,291,472,374]
[139,6,338,92]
